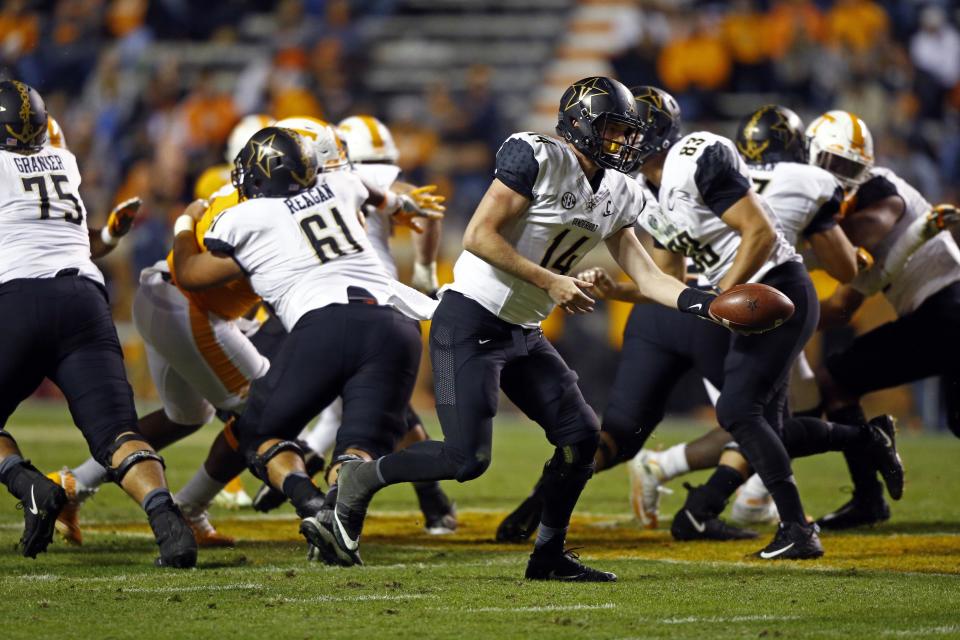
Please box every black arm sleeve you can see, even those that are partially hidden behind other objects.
[204,238,250,276]
[694,142,752,218]
[803,184,844,237]
[852,175,899,211]
[494,138,539,199]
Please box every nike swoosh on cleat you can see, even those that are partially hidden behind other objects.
[875,427,893,448]
[333,509,359,551]
[28,485,38,515]
[688,303,702,311]
[684,510,706,533]
[760,542,795,559]
[478,339,492,344]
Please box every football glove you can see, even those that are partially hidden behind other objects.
[106,197,142,238]
[927,203,960,235]
[392,185,445,233]
[411,261,439,295]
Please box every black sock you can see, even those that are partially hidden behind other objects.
[727,418,806,525]
[142,488,175,516]
[767,477,805,525]
[826,405,881,499]
[0,456,45,500]
[704,465,745,503]
[413,481,450,513]
[282,472,321,514]
[781,416,867,458]
[826,404,867,427]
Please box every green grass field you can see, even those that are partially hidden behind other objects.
[1,401,958,639]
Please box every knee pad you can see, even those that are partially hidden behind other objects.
[103,433,165,484]
[453,450,491,483]
[722,441,741,452]
[545,435,599,479]
[715,393,757,431]
[246,440,303,482]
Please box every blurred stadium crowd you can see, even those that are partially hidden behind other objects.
[2,0,958,425]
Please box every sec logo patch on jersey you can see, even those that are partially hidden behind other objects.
[561,192,576,209]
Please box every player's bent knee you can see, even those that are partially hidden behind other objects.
[246,439,303,481]
[453,453,491,483]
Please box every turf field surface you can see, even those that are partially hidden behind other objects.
[0,402,958,639]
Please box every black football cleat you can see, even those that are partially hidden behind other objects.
[864,415,904,500]
[414,482,458,535]
[670,483,758,542]
[324,460,375,566]
[301,508,359,566]
[16,467,68,559]
[149,505,198,568]
[496,493,544,543]
[816,495,890,530]
[252,482,287,513]
[525,548,617,582]
[755,521,824,560]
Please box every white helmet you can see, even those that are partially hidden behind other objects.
[46,116,67,150]
[274,116,350,173]
[226,114,275,163]
[805,110,874,190]
[337,115,399,164]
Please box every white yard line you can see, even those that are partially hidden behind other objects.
[120,583,262,593]
[460,603,616,614]
[882,626,960,636]
[659,614,801,624]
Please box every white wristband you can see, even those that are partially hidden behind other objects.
[412,261,438,293]
[174,214,196,237]
[100,225,119,247]
[381,190,400,214]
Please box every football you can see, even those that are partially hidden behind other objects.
[710,283,795,333]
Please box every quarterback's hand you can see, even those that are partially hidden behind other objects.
[392,185,445,233]
[548,274,594,314]
[106,197,142,238]
[576,267,617,300]
[184,198,209,222]
[927,204,960,235]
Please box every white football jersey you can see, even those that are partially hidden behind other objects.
[0,146,102,285]
[848,166,960,315]
[354,162,402,279]
[748,162,843,248]
[636,131,798,288]
[447,132,645,327]
[204,170,436,330]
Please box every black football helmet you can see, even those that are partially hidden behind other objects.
[735,105,806,165]
[629,86,682,164]
[0,80,47,153]
[555,76,644,173]
[232,126,318,200]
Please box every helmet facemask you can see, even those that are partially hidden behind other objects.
[589,113,644,173]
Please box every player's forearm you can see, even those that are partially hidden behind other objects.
[412,217,441,265]
[718,224,775,291]
[879,212,938,285]
[89,227,115,259]
[171,229,204,290]
[463,225,555,291]
[612,235,688,309]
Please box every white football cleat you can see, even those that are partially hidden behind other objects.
[628,450,670,529]
[212,476,253,509]
[731,474,779,526]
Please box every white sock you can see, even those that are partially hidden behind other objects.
[741,473,769,499]
[657,444,690,482]
[72,458,109,493]
[304,399,342,456]
[175,466,226,510]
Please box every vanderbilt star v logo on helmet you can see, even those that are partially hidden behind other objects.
[232,126,318,200]
[556,76,644,173]
[736,105,806,165]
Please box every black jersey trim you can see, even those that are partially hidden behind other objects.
[494,138,539,199]
[803,184,844,237]
[204,238,250,276]
[694,142,752,218]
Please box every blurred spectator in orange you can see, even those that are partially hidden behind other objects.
[0,0,39,61]
[181,69,239,152]
[824,0,889,54]
[765,0,824,60]
[657,15,731,94]
[721,0,773,91]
